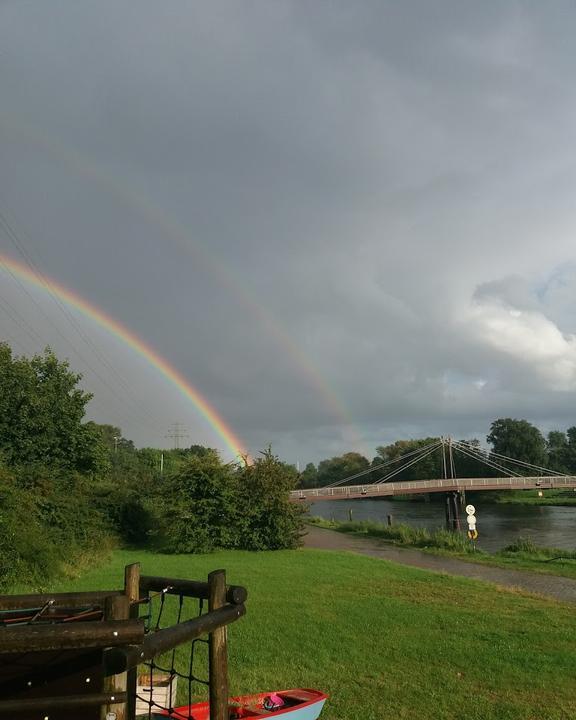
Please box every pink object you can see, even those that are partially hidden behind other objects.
[268,694,285,707]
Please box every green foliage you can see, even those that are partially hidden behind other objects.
[0,464,114,591]
[151,449,305,554]
[316,452,370,486]
[487,418,547,468]
[501,537,576,560]
[152,451,239,553]
[299,462,318,488]
[0,344,106,473]
[374,438,442,480]
[235,449,306,550]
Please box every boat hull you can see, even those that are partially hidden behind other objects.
[157,688,328,720]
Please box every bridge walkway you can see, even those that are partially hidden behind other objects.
[292,476,576,501]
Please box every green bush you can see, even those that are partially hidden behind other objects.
[151,451,239,554]
[0,465,114,591]
[151,449,305,554]
[234,449,306,551]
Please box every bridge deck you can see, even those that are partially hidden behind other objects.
[291,476,576,501]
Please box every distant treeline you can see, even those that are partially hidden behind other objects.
[298,418,576,488]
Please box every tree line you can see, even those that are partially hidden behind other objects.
[298,418,576,488]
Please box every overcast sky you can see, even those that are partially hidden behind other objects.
[2,1,576,463]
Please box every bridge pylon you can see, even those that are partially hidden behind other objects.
[445,491,461,531]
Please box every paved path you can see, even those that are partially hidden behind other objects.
[304,525,576,604]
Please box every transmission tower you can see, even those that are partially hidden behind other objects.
[165,422,189,450]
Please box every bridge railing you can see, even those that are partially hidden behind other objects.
[291,476,576,500]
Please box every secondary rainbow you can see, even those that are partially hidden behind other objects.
[0,253,247,458]
[0,112,369,456]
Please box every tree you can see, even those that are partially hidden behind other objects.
[299,462,318,488]
[374,439,442,481]
[547,431,569,472]
[561,427,576,473]
[316,453,370,487]
[487,418,546,468]
[235,449,305,550]
[0,344,105,473]
[453,439,495,477]
[152,451,237,553]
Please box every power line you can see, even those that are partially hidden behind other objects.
[0,211,164,436]
[0,211,161,425]
[165,422,189,450]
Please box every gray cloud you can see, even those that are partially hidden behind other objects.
[2,1,576,462]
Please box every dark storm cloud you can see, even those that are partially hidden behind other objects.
[2,1,576,461]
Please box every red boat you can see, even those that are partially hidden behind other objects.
[157,688,328,720]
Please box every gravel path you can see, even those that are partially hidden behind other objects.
[304,524,576,603]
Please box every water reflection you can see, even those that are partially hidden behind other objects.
[310,498,576,551]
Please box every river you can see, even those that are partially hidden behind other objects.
[309,498,576,551]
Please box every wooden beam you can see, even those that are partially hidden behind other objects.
[208,570,229,720]
[124,563,141,720]
[103,603,246,675]
[0,618,144,654]
[140,575,247,605]
[101,595,130,720]
[0,590,123,611]
[0,692,127,714]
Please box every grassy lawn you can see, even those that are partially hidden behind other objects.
[50,548,575,720]
[308,518,576,580]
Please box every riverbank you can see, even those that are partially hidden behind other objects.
[308,517,576,580]
[310,497,576,551]
[50,547,575,719]
[493,489,576,505]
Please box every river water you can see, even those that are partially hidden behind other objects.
[309,498,576,552]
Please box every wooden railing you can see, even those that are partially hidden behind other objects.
[0,563,247,720]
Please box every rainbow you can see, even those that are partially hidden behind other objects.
[0,253,247,458]
[0,112,369,455]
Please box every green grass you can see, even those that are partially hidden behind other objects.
[50,548,576,720]
[307,517,576,580]
[308,517,473,551]
[494,489,576,506]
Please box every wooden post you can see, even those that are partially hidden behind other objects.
[208,570,229,720]
[348,508,353,521]
[124,563,140,720]
[387,514,393,526]
[101,594,130,720]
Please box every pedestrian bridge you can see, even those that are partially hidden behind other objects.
[291,475,576,501]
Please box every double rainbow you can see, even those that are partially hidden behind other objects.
[0,253,246,458]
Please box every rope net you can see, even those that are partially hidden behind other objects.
[134,588,210,720]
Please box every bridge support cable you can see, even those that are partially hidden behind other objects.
[471,448,567,477]
[449,439,567,478]
[320,439,443,489]
[450,441,524,477]
[450,440,564,479]
[374,442,444,485]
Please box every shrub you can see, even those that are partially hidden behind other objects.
[234,449,306,551]
[151,451,239,554]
